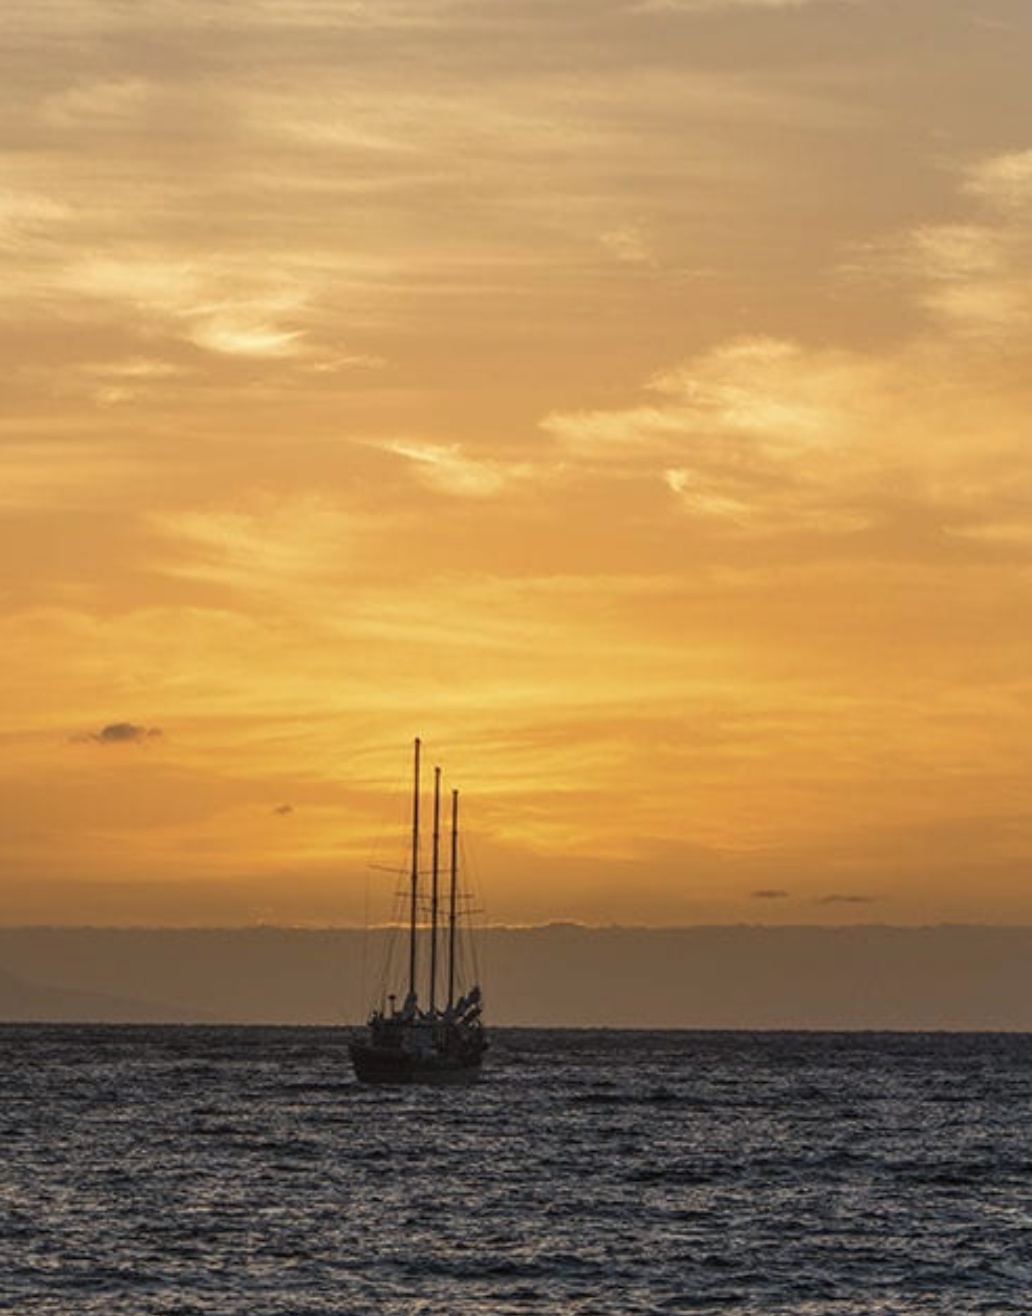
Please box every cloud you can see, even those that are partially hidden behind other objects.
[188,318,306,359]
[62,255,203,313]
[844,150,1032,340]
[540,148,1032,549]
[0,442,157,512]
[83,357,185,381]
[52,254,317,360]
[816,893,877,906]
[964,149,1032,212]
[909,224,1003,282]
[305,353,387,373]
[384,440,535,498]
[74,722,163,746]
[631,0,843,11]
[272,803,294,815]
[0,188,70,250]
[751,888,790,900]
[543,335,887,534]
[230,0,483,31]
[905,216,1032,336]
[599,226,654,265]
[148,498,370,594]
[544,336,872,455]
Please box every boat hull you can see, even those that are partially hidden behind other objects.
[349,1040,483,1085]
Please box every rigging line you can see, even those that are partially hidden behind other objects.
[460,830,485,991]
[362,749,410,1014]
[360,854,370,1025]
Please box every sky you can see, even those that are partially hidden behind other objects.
[2,0,1032,927]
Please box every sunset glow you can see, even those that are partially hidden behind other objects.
[4,0,1032,925]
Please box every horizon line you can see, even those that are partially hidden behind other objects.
[3,921,1032,933]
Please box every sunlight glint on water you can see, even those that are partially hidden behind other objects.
[2,1027,1031,1314]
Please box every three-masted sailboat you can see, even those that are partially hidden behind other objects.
[349,738,488,1083]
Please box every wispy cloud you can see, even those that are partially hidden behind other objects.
[964,149,1032,211]
[304,353,387,373]
[631,0,845,11]
[189,317,306,358]
[544,336,872,454]
[56,256,315,358]
[599,226,655,265]
[845,149,1032,340]
[148,498,375,594]
[0,188,70,250]
[543,335,887,533]
[383,440,537,498]
[0,442,156,511]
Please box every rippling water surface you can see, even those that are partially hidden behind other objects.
[3,1027,1032,1314]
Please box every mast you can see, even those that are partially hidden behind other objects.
[447,787,458,1012]
[430,765,441,1014]
[408,736,421,1000]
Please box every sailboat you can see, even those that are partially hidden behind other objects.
[349,738,488,1083]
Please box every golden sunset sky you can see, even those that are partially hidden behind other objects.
[3,0,1032,926]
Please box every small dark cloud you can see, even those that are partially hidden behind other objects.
[816,893,878,906]
[751,889,790,900]
[73,722,162,745]
[272,804,294,816]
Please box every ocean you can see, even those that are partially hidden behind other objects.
[2,1026,1030,1314]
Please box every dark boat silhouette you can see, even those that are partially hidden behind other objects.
[349,738,488,1084]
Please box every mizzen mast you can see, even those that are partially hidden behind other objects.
[447,786,459,1012]
[430,764,441,1013]
[408,736,421,1001]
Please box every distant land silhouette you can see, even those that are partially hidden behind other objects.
[0,963,211,1023]
[4,926,1032,1029]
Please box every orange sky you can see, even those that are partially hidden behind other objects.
[3,0,1032,926]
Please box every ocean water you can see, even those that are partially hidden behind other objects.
[2,1028,1031,1315]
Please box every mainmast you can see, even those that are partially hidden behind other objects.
[408,736,421,1000]
[429,765,441,1014]
[447,787,458,1012]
